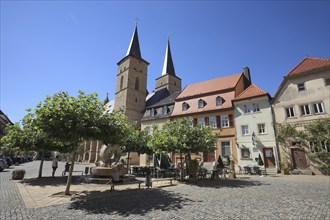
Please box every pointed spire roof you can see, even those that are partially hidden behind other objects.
[126,24,142,59]
[161,38,176,76]
[104,93,109,105]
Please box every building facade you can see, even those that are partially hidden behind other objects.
[272,57,330,172]
[233,84,279,174]
[170,68,252,166]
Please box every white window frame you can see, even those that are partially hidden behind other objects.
[286,107,295,118]
[209,116,217,129]
[221,115,229,128]
[258,123,266,134]
[198,118,205,128]
[313,102,324,114]
[300,104,311,116]
[241,125,249,136]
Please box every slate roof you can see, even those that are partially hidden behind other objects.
[126,24,141,59]
[287,57,330,77]
[233,84,268,101]
[161,39,176,76]
[145,88,170,107]
[147,91,180,109]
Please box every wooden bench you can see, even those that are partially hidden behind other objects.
[151,178,174,187]
[62,171,84,177]
[108,180,144,192]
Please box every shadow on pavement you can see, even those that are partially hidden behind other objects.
[185,178,270,188]
[69,188,191,216]
[20,176,81,187]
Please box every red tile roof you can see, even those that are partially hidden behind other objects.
[233,84,268,101]
[176,73,242,100]
[287,57,330,76]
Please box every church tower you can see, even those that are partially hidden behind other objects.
[155,39,181,94]
[113,24,149,124]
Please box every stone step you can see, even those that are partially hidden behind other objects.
[265,168,278,175]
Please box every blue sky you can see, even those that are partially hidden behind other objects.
[1,1,329,123]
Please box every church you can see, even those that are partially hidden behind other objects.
[81,24,182,165]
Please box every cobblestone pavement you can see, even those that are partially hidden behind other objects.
[1,161,329,220]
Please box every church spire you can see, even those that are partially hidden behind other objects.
[161,38,176,76]
[126,23,142,59]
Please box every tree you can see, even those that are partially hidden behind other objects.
[32,90,124,195]
[148,118,217,180]
[276,119,330,174]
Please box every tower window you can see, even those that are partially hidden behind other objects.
[120,76,124,90]
[297,83,305,91]
[135,77,139,90]
[135,98,138,103]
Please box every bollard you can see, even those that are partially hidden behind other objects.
[145,166,152,188]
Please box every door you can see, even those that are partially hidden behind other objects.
[291,148,308,169]
[263,148,275,168]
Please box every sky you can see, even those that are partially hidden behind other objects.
[1,1,329,123]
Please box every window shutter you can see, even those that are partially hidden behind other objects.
[193,118,198,127]
[205,117,209,126]
[229,114,233,127]
[216,116,220,128]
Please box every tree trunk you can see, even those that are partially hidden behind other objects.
[65,150,76,195]
[38,150,45,178]
[179,151,184,181]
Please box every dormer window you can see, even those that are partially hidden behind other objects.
[198,99,206,108]
[162,106,169,115]
[150,108,157,116]
[216,96,224,106]
[182,102,189,111]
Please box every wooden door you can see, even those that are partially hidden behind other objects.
[263,148,275,168]
[291,148,308,169]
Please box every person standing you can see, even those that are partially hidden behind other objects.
[52,155,59,177]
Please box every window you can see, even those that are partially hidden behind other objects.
[252,103,260,112]
[313,102,324,114]
[120,76,124,90]
[216,96,224,106]
[258,123,266,134]
[209,116,217,128]
[182,102,189,111]
[243,104,251,113]
[150,108,157,116]
[135,77,139,90]
[297,83,305,91]
[162,106,168,115]
[241,125,249,135]
[309,141,330,153]
[221,115,229,128]
[198,99,205,108]
[221,141,231,158]
[300,104,311,116]
[241,148,251,159]
[286,107,295,118]
[198,118,205,128]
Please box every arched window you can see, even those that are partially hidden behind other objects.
[182,102,189,111]
[120,76,124,90]
[135,77,139,90]
[198,99,205,108]
[216,96,224,106]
